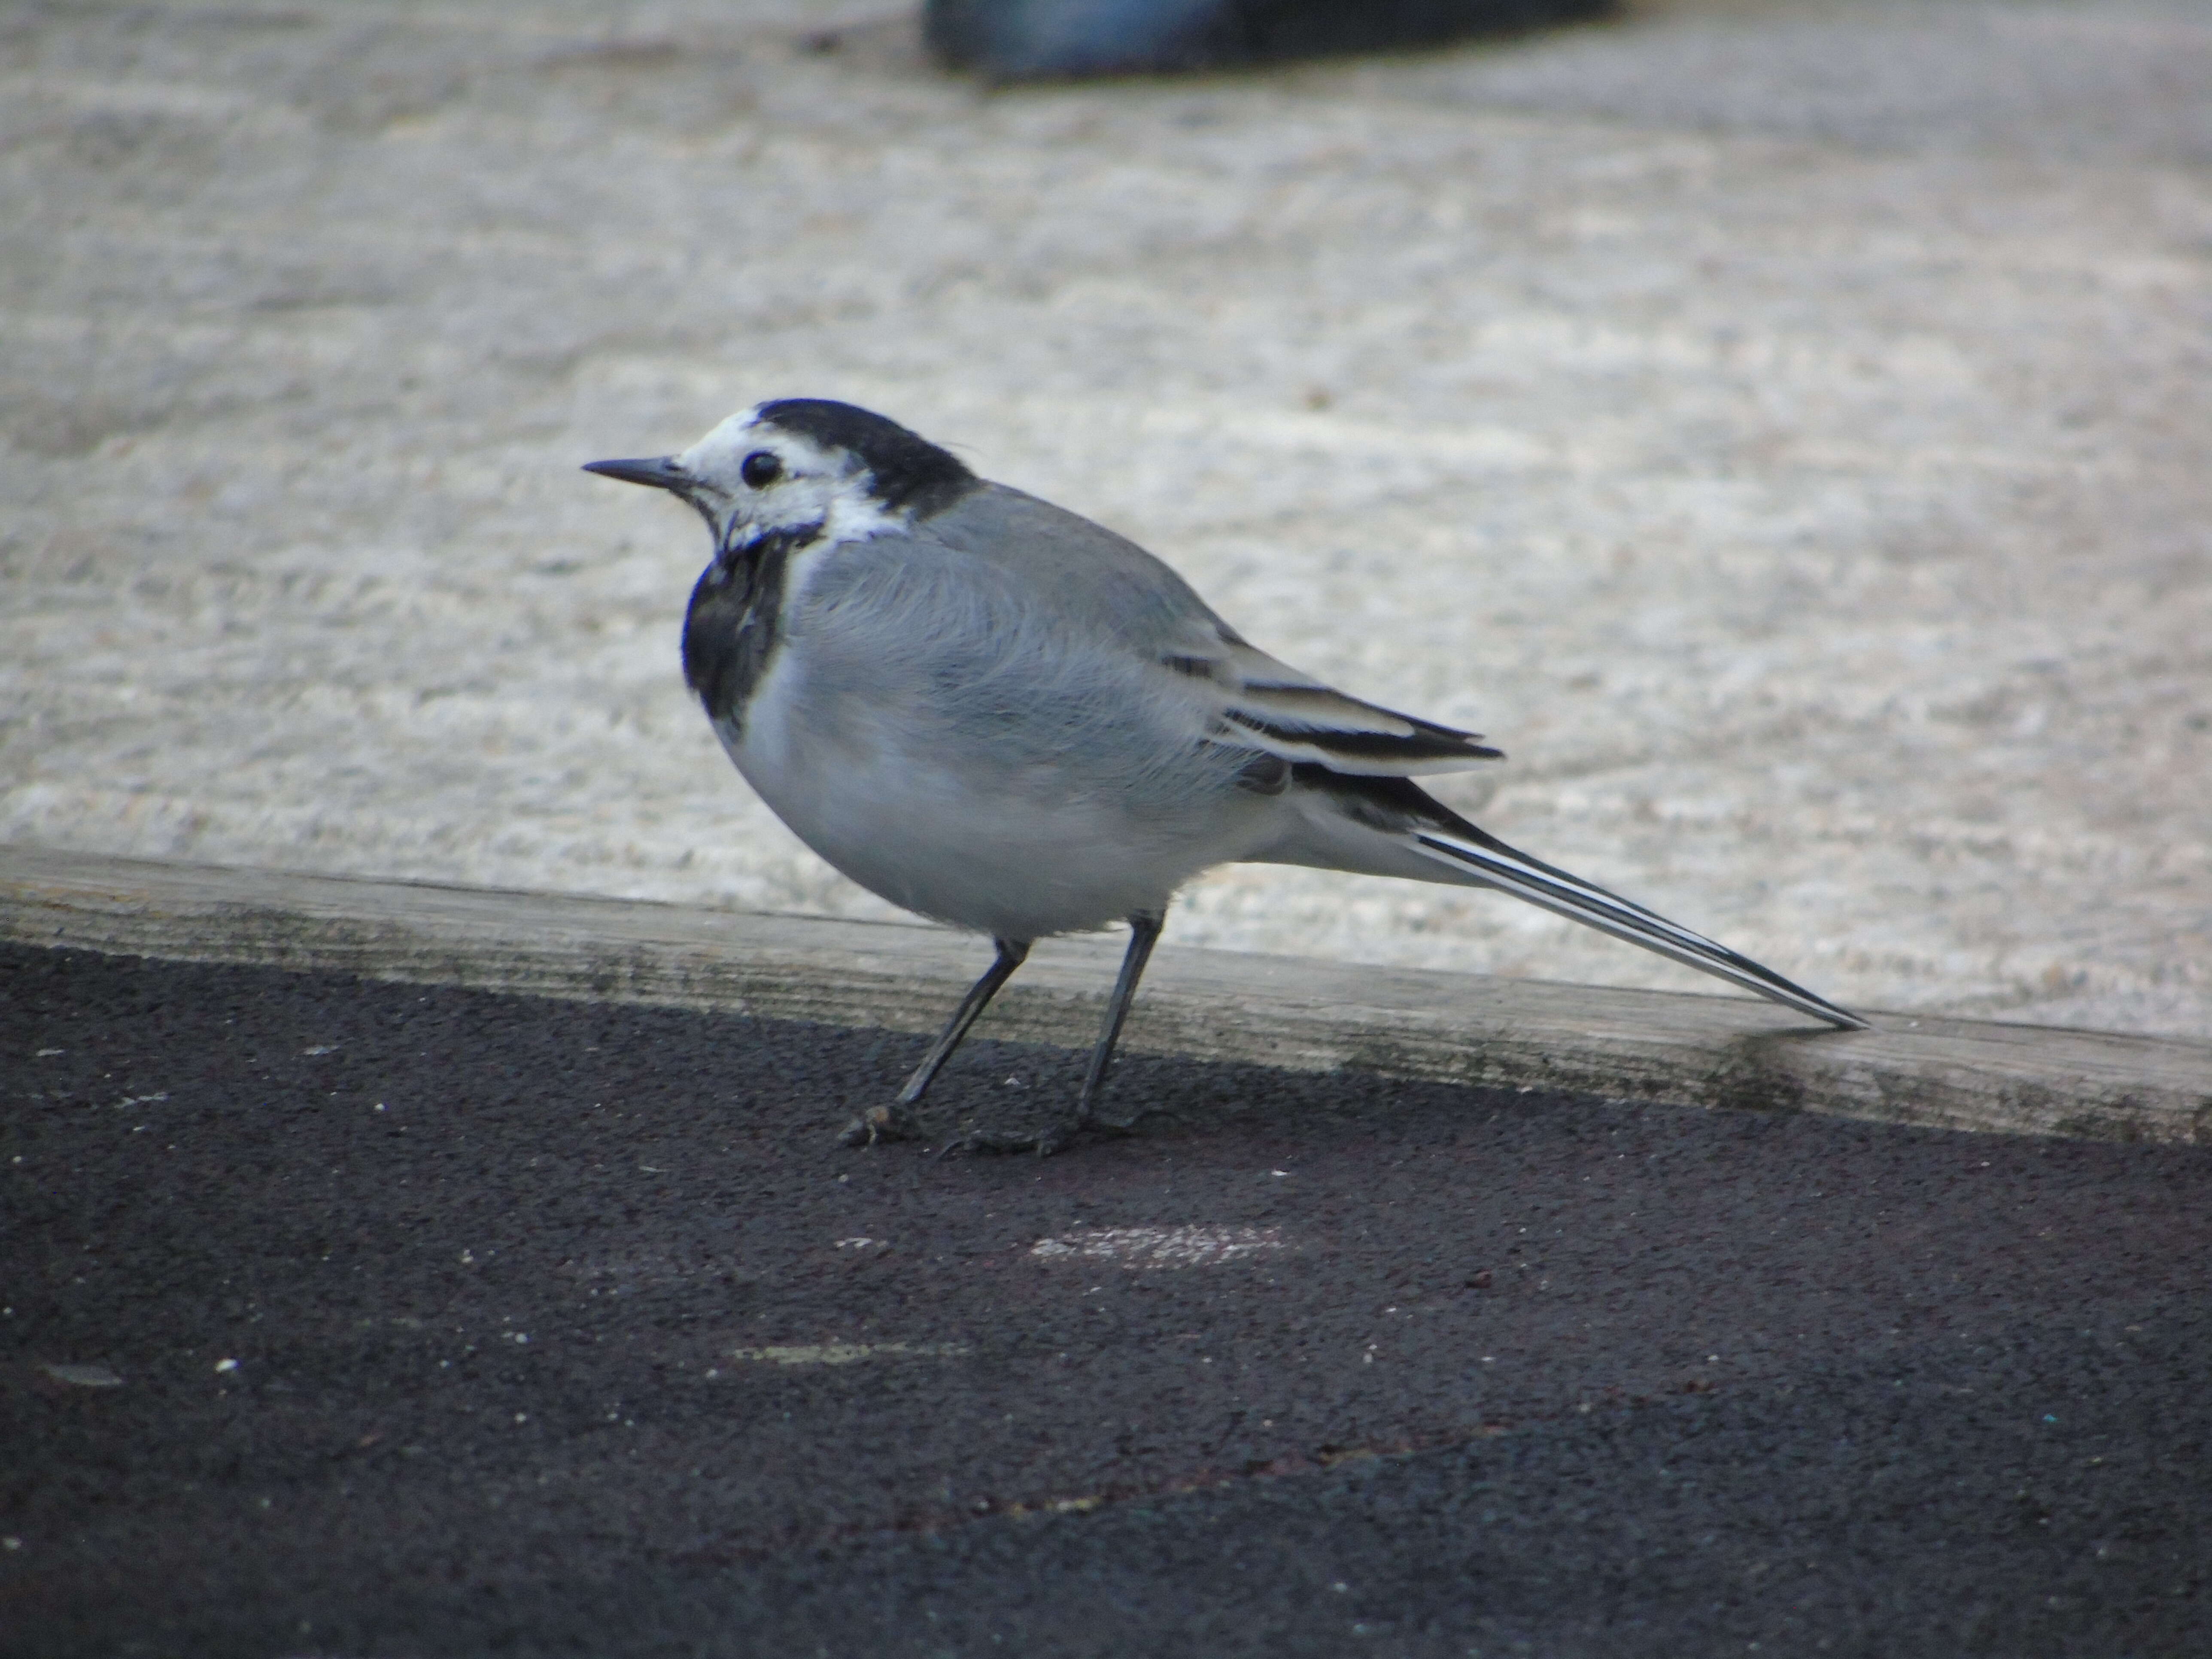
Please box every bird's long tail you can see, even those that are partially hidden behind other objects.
[1282,769,1866,1030]
[1409,815,1865,1029]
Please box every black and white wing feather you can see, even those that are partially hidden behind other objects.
[1164,629,1503,777]
[920,483,1501,778]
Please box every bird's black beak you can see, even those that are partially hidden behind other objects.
[582,455,691,494]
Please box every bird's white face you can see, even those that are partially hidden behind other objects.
[672,408,895,553]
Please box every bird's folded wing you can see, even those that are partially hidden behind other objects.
[1161,631,1502,777]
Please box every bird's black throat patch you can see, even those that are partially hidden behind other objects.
[682,523,818,731]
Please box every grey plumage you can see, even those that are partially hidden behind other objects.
[586,399,1863,1152]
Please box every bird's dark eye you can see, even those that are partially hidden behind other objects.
[740,450,782,489]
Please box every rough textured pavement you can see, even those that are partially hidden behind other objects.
[6,944,2208,1656]
[3,0,2209,1036]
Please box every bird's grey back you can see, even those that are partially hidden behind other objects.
[776,482,1247,811]
[912,482,1229,654]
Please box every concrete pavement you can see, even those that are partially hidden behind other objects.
[2,0,2208,1034]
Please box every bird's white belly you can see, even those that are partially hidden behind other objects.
[716,653,1263,940]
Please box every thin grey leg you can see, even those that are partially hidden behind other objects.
[842,937,1030,1146]
[1073,910,1164,1127]
[899,937,1032,1106]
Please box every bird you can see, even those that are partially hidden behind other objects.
[585,399,1864,1153]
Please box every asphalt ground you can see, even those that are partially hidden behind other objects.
[4,943,2208,1657]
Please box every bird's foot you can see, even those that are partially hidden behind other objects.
[933,1110,1141,1159]
[933,1111,1134,1159]
[1087,1109,1152,1136]
[839,1102,924,1148]
[935,1117,1077,1159]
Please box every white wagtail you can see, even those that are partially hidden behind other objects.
[586,400,1864,1152]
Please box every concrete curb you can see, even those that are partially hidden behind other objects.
[4,845,2206,1146]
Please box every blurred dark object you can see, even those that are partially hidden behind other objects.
[926,0,1615,79]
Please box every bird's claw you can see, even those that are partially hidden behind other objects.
[839,1103,922,1148]
[848,1100,1143,1158]
[934,1116,1084,1160]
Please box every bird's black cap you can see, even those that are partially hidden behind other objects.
[756,399,978,518]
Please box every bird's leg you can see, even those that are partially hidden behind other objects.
[1074,909,1163,1130]
[941,910,1165,1158]
[840,937,1030,1147]
[900,937,1033,1106]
